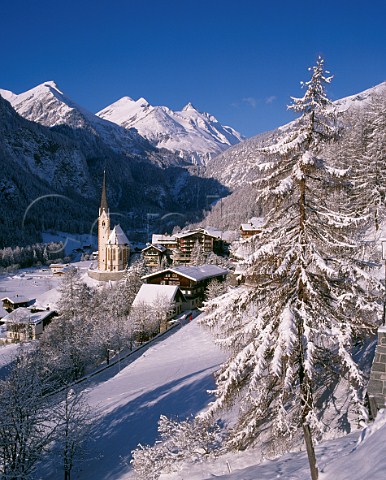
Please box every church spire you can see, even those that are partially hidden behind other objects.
[100,170,108,212]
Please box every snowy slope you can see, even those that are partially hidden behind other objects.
[35,309,385,480]
[0,81,153,157]
[38,318,226,479]
[97,97,244,165]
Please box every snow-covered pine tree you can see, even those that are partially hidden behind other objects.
[201,57,381,480]
[190,240,205,266]
[347,93,386,233]
[131,415,224,479]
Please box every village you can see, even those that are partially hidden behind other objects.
[0,174,262,346]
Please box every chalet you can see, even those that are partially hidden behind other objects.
[151,234,178,250]
[141,264,228,308]
[172,229,222,264]
[1,308,56,341]
[240,217,264,239]
[141,244,167,268]
[133,284,186,317]
[1,295,35,313]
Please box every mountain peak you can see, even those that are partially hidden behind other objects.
[136,97,150,107]
[42,80,63,94]
[182,102,196,112]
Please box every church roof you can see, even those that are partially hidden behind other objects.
[107,225,129,246]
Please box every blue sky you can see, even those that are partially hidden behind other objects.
[1,0,385,137]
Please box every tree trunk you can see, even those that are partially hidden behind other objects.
[303,422,318,480]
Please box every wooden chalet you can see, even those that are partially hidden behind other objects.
[141,244,167,268]
[174,229,221,262]
[133,284,186,317]
[1,295,35,313]
[240,217,264,239]
[141,264,228,308]
[151,234,178,250]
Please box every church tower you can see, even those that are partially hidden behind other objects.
[98,171,110,271]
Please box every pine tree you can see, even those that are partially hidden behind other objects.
[190,240,205,265]
[348,93,386,233]
[201,57,381,480]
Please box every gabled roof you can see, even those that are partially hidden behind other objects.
[107,225,129,245]
[142,244,167,253]
[142,264,228,282]
[240,217,264,231]
[132,284,185,308]
[1,295,35,305]
[1,307,53,325]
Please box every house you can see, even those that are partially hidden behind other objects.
[1,308,56,341]
[149,228,223,265]
[240,217,264,239]
[141,264,228,308]
[172,229,222,264]
[141,244,167,268]
[133,284,187,318]
[151,234,178,250]
[1,295,35,313]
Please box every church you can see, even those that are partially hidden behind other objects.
[88,172,130,281]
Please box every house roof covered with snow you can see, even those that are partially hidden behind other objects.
[1,295,35,305]
[240,217,265,231]
[107,225,130,246]
[142,264,228,282]
[142,244,167,253]
[174,228,220,239]
[1,307,54,325]
[132,284,185,308]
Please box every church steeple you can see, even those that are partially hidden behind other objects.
[100,169,108,213]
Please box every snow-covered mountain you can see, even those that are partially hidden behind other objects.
[0,81,159,160]
[97,96,244,165]
[0,90,228,247]
[206,81,386,188]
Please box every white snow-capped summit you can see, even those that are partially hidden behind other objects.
[182,102,196,111]
[0,88,18,103]
[0,81,150,155]
[97,97,244,165]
